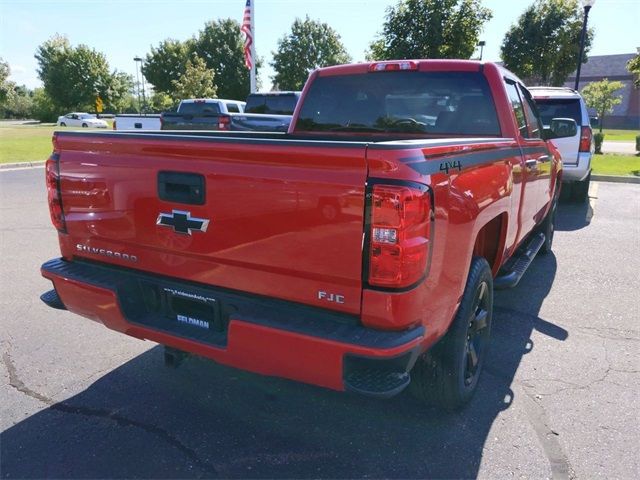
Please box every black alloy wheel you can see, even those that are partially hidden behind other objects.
[464,280,490,387]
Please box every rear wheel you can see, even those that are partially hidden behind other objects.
[571,172,591,203]
[410,257,493,411]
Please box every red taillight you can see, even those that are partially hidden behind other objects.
[368,184,431,288]
[369,61,418,72]
[218,115,231,130]
[46,155,66,233]
[579,126,592,152]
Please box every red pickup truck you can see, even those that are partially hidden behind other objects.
[41,60,576,410]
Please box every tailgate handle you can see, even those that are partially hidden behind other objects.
[158,171,205,205]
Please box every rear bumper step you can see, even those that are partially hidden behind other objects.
[343,350,420,398]
[40,289,66,310]
[41,258,424,395]
[494,233,545,289]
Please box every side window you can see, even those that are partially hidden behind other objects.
[226,103,240,113]
[518,85,542,139]
[505,82,527,137]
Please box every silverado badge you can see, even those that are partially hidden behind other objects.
[156,210,210,235]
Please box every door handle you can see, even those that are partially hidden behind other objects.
[525,159,538,169]
[158,171,205,205]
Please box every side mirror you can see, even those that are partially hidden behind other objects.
[543,118,578,140]
[590,116,600,128]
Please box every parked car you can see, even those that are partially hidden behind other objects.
[113,114,161,130]
[530,87,594,202]
[160,96,294,132]
[41,60,577,410]
[57,113,108,129]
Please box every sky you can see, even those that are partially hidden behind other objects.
[1,0,639,93]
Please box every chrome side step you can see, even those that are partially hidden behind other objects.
[494,233,546,290]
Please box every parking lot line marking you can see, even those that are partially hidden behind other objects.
[586,182,598,223]
[0,165,45,173]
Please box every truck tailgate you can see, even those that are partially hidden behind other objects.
[55,132,368,315]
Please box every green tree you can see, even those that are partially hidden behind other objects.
[368,0,492,61]
[581,79,624,132]
[171,55,217,100]
[1,85,34,118]
[501,0,593,86]
[0,57,12,103]
[627,54,640,88]
[149,91,177,112]
[271,16,351,91]
[194,19,258,100]
[31,88,58,122]
[142,39,195,94]
[35,35,133,112]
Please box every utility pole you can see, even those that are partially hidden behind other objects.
[574,0,596,91]
[134,56,146,112]
[133,57,141,113]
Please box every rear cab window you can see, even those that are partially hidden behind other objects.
[245,95,298,115]
[178,102,221,115]
[534,98,582,126]
[294,71,501,137]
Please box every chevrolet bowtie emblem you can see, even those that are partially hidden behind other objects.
[156,210,210,235]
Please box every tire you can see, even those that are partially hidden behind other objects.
[82,123,88,128]
[571,172,591,203]
[410,257,493,411]
[60,122,66,127]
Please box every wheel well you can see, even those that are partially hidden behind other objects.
[473,214,507,276]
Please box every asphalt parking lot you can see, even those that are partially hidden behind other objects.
[1,167,638,479]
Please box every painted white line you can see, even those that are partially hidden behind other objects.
[586,182,599,223]
[0,165,45,173]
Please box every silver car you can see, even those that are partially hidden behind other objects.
[57,112,108,129]
[530,87,594,202]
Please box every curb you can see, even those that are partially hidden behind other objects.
[592,174,640,184]
[0,160,46,170]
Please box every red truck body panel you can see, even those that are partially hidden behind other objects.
[55,133,368,315]
[42,60,562,396]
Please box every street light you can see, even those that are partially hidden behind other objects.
[574,0,596,91]
[477,40,486,61]
[133,56,146,112]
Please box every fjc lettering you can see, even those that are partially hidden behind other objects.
[318,291,345,304]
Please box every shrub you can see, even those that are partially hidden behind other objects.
[594,132,604,154]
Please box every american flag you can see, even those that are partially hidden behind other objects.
[241,0,253,70]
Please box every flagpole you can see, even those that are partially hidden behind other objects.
[250,0,256,93]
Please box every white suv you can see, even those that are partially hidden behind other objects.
[530,87,594,202]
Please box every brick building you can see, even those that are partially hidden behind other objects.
[566,53,639,129]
